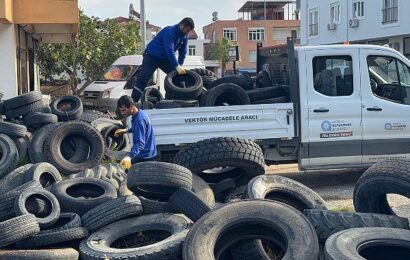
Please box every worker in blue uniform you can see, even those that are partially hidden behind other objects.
[115,95,157,169]
[131,17,195,101]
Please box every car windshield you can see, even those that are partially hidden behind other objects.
[100,65,138,81]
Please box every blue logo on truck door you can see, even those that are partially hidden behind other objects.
[321,120,332,131]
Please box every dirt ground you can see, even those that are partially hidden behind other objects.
[266,164,410,217]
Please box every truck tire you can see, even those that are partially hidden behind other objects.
[51,96,83,121]
[169,188,212,222]
[202,83,250,107]
[0,121,27,137]
[164,70,203,100]
[174,137,265,184]
[80,110,109,124]
[0,214,40,248]
[79,214,191,260]
[252,96,289,104]
[304,209,409,243]
[49,178,117,216]
[44,121,104,175]
[353,159,410,215]
[182,200,319,260]
[155,99,199,109]
[190,68,217,88]
[256,70,272,88]
[141,87,164,106]
[0,134,19,179]
[324,227,410,260]
[0,248,79,260]
[0,164,33,195]
[40,213,81,234]
[192,174,215,207]
[207,75,253,90]
[138,196,176,214]
[246,86,284,102]
[23,112,58,129]
[3,91,43,110]
[15,189,60,228]
[81,195,143,232]
[246,175,328,212]
[24,163,62,189]
[127,161,193,200]
[29,122,62,163]
[5,101,44,119]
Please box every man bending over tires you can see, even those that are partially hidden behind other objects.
[115,95,157,170]
[131,17,195,101]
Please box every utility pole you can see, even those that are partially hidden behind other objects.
[140,0,147,49]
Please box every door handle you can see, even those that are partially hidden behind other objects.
[313,108,330,113]
[367,107,383,112]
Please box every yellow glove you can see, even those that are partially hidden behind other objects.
[176,66,187,75]
[114,128,127,137]
[120,156,132,170]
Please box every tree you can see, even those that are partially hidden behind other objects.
[38,12,141,96]
[209,38,231,76]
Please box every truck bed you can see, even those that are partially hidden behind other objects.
[145,103,295,146]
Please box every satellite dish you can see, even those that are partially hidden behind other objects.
[212,11,218,21]
[129,4,134,19]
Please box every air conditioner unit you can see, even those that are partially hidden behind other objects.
[349,18,359,28]
[327,23,337,31]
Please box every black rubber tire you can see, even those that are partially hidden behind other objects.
[80,110,109,124]
[82,195,143,232]
[0,248,79,260]
[15,227,88,249]
[246,175,328,212]
[40,213,82,234]
[209,178,236,196]
[222,185,247,203]
[324,227,410,260]
[304,209,410,243]
[141,87,164,106]
[164,70,203,100]
[3,91,43,110]
[51,96,83,121]
[251,96,289,104]
[192,174,215,207]
[174,137,265,184]
[0,134,19,179]
[0,101,5,115]
[207,75,253,90]
[202,83,250,107]
[29,122,62,163]
[155,99,199,109]
[169,188,212,222]
[100,124,131,161]
[5,101,44,118]
[24,162,62,189]
[354,159,410,215]
[29,105,52,114]
[139,196,176,214]
[79,214,191,260]
[0,121,27,137]
[49,177,117,216]
[13,136,29,162]
[127,161,193,200]
[44,121,105,175]
[72,164,126,190]
[15,188,61,228]
[190,68,217,78]
[182,200,319,260]
[23,112,58,129]
[0,164,33,195]
[246,86,284,102]
[256,70,272,88]
[0,214,40,248]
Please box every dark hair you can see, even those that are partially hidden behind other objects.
[117,95,135,108]
[179,17,195,29]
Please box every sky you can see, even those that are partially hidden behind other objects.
[78,0,246,38]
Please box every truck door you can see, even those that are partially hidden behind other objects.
[360,49,410,164]
[304,49,363,168]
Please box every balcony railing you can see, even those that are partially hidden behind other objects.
[382,7,398,24]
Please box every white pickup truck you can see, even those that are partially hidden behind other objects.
[147,38,410,171]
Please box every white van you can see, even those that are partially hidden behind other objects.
[81,55,205,111]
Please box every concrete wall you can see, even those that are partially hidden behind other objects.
[188,38,210,58]
[0,23,17,99]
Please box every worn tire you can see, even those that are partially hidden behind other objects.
[23,112,58,129]
[79,214,191,260]
[5,101,44,118]
[354,159,410,215]
[3,91,43,110]
[182,200,319,260]
[0,214,40,248]
[0,248,79,260]
[169,188,211,222]
[82,195,143,232]
[127,161,193,200]
[24,162,62,189]
[246,175,328,212]
[141,87,164,105]
[155,99,199,109]
[207,75,253,91]
[49,178,117,216]
[325,227,410,260]
[29,122,62,163]
[256,70,272,88]
[40,213,82,234]
[139,196,176,214]
[13,135,29,162]
[0,134,19,180]
[0,121,27,137]
[246,86,284,102]
[50,95,83,121]
[192,174,215,207]
[164,70,203,100]
[80,110,109,124]
[0,164,33,195]
[202,83,250,107]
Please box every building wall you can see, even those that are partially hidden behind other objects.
[0,23,18,99]
[203,20,300,71]
[188,39,210,57]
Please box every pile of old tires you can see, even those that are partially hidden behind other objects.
[141,68,290,110]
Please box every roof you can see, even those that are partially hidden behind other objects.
[115,17,161,31]
[188,30,198,39]
[238,0,295,12]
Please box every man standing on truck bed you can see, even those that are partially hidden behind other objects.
[131,17,195,102]
[115,95,157,170]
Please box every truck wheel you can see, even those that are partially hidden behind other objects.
[202,83,250,107]
[304,209,409,243]
[79,214,191,260]
[251,96,289,104]
[0,134,19,180]
[0,248,79,260]
[0,214,40,248]
[246,175,328,212]
[169,188,212,222]
[0,121,27,138]
[164,70,203,100]
[246,86,284,101]
[182,200,319,260]
[325,227,410,260]
[207,74,253,90]
[51,96,83,121]
[353,159,410,215]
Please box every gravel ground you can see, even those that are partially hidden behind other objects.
[266,164,410,217]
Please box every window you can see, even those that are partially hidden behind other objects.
[403,38,410,58]
[309,8,319,36]
[313,56,354,96]
[248,28,265,41]
[189,45,196,56]
[382,0,398,24]
[249,50,257,63]
[273,28,290,43]
[223,28,237,41]
[353,0,365,19]
[368,56,410,104]
[330,2,341,24]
